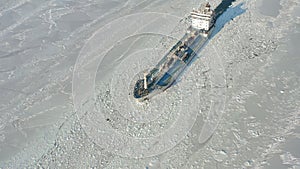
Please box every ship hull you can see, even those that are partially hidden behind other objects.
[133,26,214,101]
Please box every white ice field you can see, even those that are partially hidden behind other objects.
[0,0,300,168]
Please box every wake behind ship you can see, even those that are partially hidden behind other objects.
[133,3,216,101]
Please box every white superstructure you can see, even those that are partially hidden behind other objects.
[190,2,215,31]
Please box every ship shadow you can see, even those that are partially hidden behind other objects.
[171,2,246,86]
[210,2,247,40]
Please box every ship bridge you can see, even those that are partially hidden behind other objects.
[190,2,215,31]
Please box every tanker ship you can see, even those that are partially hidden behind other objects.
[133,2,216,101]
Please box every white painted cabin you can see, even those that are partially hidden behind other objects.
[190,3,215,31]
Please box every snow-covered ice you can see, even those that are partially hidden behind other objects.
[0,0,299,168]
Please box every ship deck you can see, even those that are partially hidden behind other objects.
[133,26,211,101]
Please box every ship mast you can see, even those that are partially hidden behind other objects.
[144,72,148,89]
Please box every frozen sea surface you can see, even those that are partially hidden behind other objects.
[0,0,299,168]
